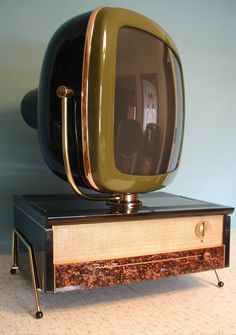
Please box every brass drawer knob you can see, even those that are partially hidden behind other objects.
[204,251,211,260]
[195,221,210,239]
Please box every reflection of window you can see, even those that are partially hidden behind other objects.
[142,79,158,132]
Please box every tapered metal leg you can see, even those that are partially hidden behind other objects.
[10,229,43,318]
[10,231,19,274]
[214,269,224,288]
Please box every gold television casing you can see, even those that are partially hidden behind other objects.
[83,8,185,194]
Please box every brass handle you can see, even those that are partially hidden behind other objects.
[56,85,120,202]
[56,85,74,99]
[203,251,211,261]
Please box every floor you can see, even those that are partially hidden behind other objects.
[0,231,235,335]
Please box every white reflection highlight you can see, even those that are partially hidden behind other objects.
[102,30,107,61]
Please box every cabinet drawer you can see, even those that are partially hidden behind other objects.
[55,246,225,291]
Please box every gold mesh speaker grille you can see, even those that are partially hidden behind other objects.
[53,215,223,264]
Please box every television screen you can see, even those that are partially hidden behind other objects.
[114,27,183,176]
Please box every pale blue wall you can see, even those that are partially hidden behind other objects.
[0,0,235,253]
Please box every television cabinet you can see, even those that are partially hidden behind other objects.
[11,192,234,318]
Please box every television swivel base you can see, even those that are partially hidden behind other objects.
[11,192,233,318]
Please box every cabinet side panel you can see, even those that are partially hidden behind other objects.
[223,215,231,267]
[14,205,53,292]
[44,228,54,292]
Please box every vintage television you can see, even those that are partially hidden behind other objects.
[21,6,184,209]
[13,7,233,319]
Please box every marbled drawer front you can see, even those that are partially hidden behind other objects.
[55,246,225,291]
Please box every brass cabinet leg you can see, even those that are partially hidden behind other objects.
[10,229,43,318]
[10,230,19,274]
[214,269,224,288]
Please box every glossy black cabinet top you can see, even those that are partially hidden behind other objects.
[14,192,234,228]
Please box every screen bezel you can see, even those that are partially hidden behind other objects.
[84,7,185,193]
